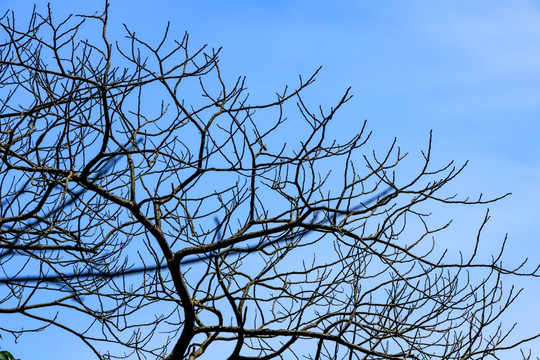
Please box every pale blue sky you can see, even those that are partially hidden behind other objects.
[2,1,540,358]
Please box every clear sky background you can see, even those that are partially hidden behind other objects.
[2,0,540,359]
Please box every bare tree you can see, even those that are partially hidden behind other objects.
[0,4,538,360]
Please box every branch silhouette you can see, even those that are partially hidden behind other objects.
[1,4,537,358]
[0,188,393,284]
[0,139,143,261]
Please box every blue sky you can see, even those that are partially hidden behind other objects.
[2,0,540,358]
